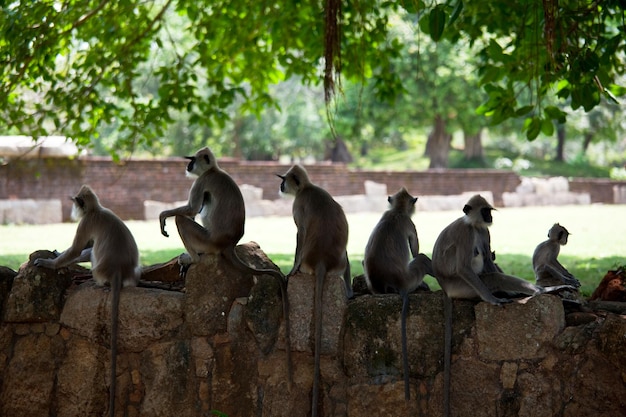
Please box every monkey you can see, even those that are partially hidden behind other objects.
[432,194,543,417]
[432,194,544,304]
[363,187,433,401]
[158,146,292,384]
[277,164,352,417]
[34,185,141,417]
[432,196,576,416]
[532,223,580,288]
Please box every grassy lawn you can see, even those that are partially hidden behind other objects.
[1,205,624,297]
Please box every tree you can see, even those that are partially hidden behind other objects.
[1,0,624,157]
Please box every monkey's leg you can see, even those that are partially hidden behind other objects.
[481,272,541,296]
[408,254,432,292]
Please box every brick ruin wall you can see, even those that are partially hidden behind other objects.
[0,156,623,221]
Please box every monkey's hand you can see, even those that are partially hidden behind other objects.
[159,216,170,237]
[33,258,56,269]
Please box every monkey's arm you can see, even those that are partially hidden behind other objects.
[288,229,304,277]
[159,184,205,237]
[538,264,580,287]
[34,222,92,269]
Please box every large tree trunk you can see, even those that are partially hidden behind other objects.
[324,136,353,163]
[426,114,450,168]
[582,132,593,154]
[463,128,484,162]
[555,123,565,162]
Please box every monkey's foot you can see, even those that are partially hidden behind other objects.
[177,253,193,279]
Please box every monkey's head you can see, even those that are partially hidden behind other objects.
[388,187,418,215]
[70,185,99,221]
[185,147,217,178]
[277,164,310,196]
[548,223,570,245]
[462,194,495,227]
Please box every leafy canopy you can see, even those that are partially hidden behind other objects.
[1,0,624,154]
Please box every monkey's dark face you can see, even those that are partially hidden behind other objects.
[277,173,299,196]
[185,147,214,177]
[480,207,493,224]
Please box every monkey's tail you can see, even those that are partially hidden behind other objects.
[401,290,410,401]
[222,248,293,387]
[443,293,452,417]
[312,262,326,417]
[109,272,121,417]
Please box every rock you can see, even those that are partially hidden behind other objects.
[475,294,565,361]
[60,281,184,352]
[0,266,17,315]
[3,251,80,323]
[184,242,278,337]
[245,275,284,354]
[140,257,183,284]
[590,268,626,302]
[0,333,64,417]
[287,271,349,356]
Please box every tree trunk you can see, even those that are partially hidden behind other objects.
[426,114,450,168]
[463,128,484,162]
[555,123,565,162]
[582,132,593,154]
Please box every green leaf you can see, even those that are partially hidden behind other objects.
[429,6,447,42]
[448,1,464,26]
[525,116,541,141]
[540,117,554,136]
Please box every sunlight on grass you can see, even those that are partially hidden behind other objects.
[1,205,624,296]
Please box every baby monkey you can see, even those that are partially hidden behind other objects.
[34,185,141,417]
[532,223,580,288]
[363,187,433,401]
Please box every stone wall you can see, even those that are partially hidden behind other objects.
[3,156,622,222]
[1,246,625,417]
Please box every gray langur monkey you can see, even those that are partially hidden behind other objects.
[532,223,580,288]
[432,194,542,417]
[432,194,543,304]
[34,185,141,417]
[159,146,293,383]
[277,164,352,417]
[363,187,433,401]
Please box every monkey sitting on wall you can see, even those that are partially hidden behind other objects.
[159,146,292,382]
[277,164,352,417]
[363,187,433,401]
[532,223,580,288]
[34,185,141,417]
[432,194,544,304]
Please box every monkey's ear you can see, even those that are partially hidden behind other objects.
[293,175,300,187]
[387,196,392,204]
[203,154,211,164]
[463,204,472,214]
[558,231,564,240]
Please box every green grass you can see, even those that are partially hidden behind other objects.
[2,206,624,297]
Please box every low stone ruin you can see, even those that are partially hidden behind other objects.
[502,177,591,207]
[0,199,62,224]
[1,246,625,417]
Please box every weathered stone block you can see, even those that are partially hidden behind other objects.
[475,294,565,361]
[0,333,64,417]
[56,337,107,417]
[344,292,475,379]
[61,281,184,352]
[4,251,75,323]
[288,271,348,356]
